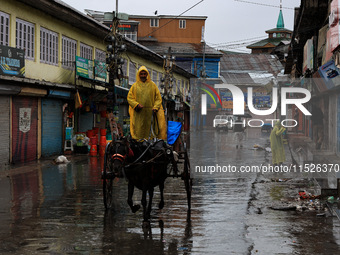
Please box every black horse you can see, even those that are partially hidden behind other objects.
[104,137,175,222]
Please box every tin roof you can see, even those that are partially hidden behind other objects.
[219,51,285,85]
[138,42,222,58]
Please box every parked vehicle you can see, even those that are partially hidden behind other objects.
[213,115,235,131]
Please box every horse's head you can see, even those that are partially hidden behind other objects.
[107,138,133,178]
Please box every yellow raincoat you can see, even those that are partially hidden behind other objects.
[127,66,167,140]
[270,121,286,165]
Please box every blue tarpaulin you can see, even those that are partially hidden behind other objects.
[167,121,182,145]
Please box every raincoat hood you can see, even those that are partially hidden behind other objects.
[274,121,281,128]
[127,65,167,140]
[136,66,151,83]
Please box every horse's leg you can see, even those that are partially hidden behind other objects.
[147,187,154,220]
[141,189,148,221]
[127,182,140,213]
[159,182,164,209]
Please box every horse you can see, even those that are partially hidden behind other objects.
[106,137,175,223]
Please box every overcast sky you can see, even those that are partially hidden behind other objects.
[62,0,299,53]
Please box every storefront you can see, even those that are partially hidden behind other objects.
[12,96,38,163]
[0,96,10,168]
[41,98,64,157]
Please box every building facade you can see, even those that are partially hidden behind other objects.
[0,0,193,168]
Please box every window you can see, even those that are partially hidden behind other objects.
[0,11,9,46]
[40,27,58,65]
[121,59,128,77]
[150,19,159,27]
[152,70,158,86]
[16,18,35,60]
[95,48,106,62]
[179,20,186,29]
[176,79,181,95]
[62,35,77,69]
[129,61,137,84]
[121,31,137,41]
[80,42,93,60]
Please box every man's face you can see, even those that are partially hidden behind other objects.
[139,70,148,82]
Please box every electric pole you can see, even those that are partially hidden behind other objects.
[105,0,126,139]
[161,47,175,122]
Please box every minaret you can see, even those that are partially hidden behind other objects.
[277,0,284,29]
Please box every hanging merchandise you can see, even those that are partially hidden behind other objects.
[75,91,83,109]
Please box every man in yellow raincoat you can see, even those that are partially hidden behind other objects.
[270,121,286,165]
[127,66,166,140]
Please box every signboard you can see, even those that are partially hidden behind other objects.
[329,0,340,52]
[318,60,340,89]
[76,56,94,79]
[303,38,313,73]
[118,24,137,32]
[94,60,107,80]
[0,45,25,77]
[76,56,107,81]
[219,87,270,111]
[19,108,31,133]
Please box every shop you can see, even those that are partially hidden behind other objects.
[0,96,10,167]
[41,98,64,157]
[12,96,38,163]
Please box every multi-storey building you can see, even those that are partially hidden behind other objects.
[0,0,193,167]
[127,14,222,80]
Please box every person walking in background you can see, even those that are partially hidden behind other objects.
[233,116,245,149]
[127,66,166,140]
[270,121,286,166]
[311,101,324,150]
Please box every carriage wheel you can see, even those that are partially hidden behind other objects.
[182,150,192,211]
[103,143,114,209]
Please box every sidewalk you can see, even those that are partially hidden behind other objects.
[0,154,90,178]
[287,133,340,187]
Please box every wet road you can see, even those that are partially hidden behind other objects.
[0,128,340,254]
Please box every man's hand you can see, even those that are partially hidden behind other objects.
[152,108,158,113]
[135,104,143,112]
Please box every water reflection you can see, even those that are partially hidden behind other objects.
[102,209,193,254]
[1,135,340,254]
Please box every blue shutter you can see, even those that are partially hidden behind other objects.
[42,99,63,157]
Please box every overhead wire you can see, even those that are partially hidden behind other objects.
[234,0,295,10]
[144,0,204,37]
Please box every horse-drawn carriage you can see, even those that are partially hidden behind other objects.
[101,118,192,222]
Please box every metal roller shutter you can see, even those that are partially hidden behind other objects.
[42,99,63,157]
[12,97,38,163]
[0,96,10,168]
[79,112,93,132]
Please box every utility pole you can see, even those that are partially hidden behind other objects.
[162,47,175,122]
[105,0,127,139]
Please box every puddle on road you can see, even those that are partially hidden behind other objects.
[1,131,340,254]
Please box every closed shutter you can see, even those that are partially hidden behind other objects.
[42,99,63,157]
[79,112,93,132]
[12,97,38,163]
[337,95,340,154]
[0,96,10,168]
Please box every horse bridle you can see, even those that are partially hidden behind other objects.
[111,153,127,163]
[110,141,129,164]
